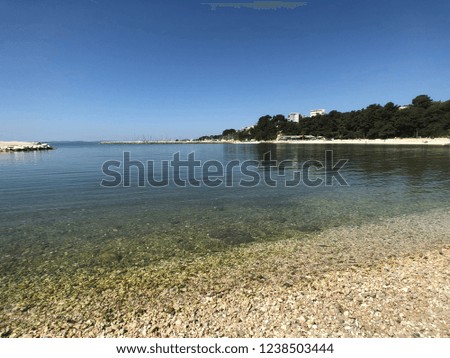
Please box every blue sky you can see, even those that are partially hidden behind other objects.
[1,0,449,141]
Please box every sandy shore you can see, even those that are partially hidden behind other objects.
[273,138,450,146]
[1,209,449,338]
[102,138,450,146]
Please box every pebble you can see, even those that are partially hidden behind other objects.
[1,209,449,338]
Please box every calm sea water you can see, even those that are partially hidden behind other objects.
[0,142,449,275]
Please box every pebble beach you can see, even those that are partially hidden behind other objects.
[1,209,449,338]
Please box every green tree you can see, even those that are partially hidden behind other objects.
[412,95,432,109]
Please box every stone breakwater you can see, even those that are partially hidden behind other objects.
[0,141,53,152]
[0,209,449,338]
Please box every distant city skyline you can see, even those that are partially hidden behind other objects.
[1,0,449,141]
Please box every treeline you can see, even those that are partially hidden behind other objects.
[198,95,450,141]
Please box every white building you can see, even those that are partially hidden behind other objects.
[288,112,301,123]
[310,109,326,117]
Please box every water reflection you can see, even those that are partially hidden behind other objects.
[0,150,51,165]
[222,143,450,193]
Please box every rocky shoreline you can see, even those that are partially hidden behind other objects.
[0,141,53,152]
[0,209,449,338]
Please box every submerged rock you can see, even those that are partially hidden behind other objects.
[210,228,255,245]
[296,224,322,233]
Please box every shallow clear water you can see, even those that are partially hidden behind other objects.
[0,142,449,275]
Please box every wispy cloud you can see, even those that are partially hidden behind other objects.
[201,1,307,11]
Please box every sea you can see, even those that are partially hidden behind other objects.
[0,142,449,275]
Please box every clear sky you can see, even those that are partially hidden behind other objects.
[1,0,449,141]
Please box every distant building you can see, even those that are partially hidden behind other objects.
[399,105,410,110]
[288,112,301,123]
[310,109,326,117]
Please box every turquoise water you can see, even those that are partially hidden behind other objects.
[0,142,449,275]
